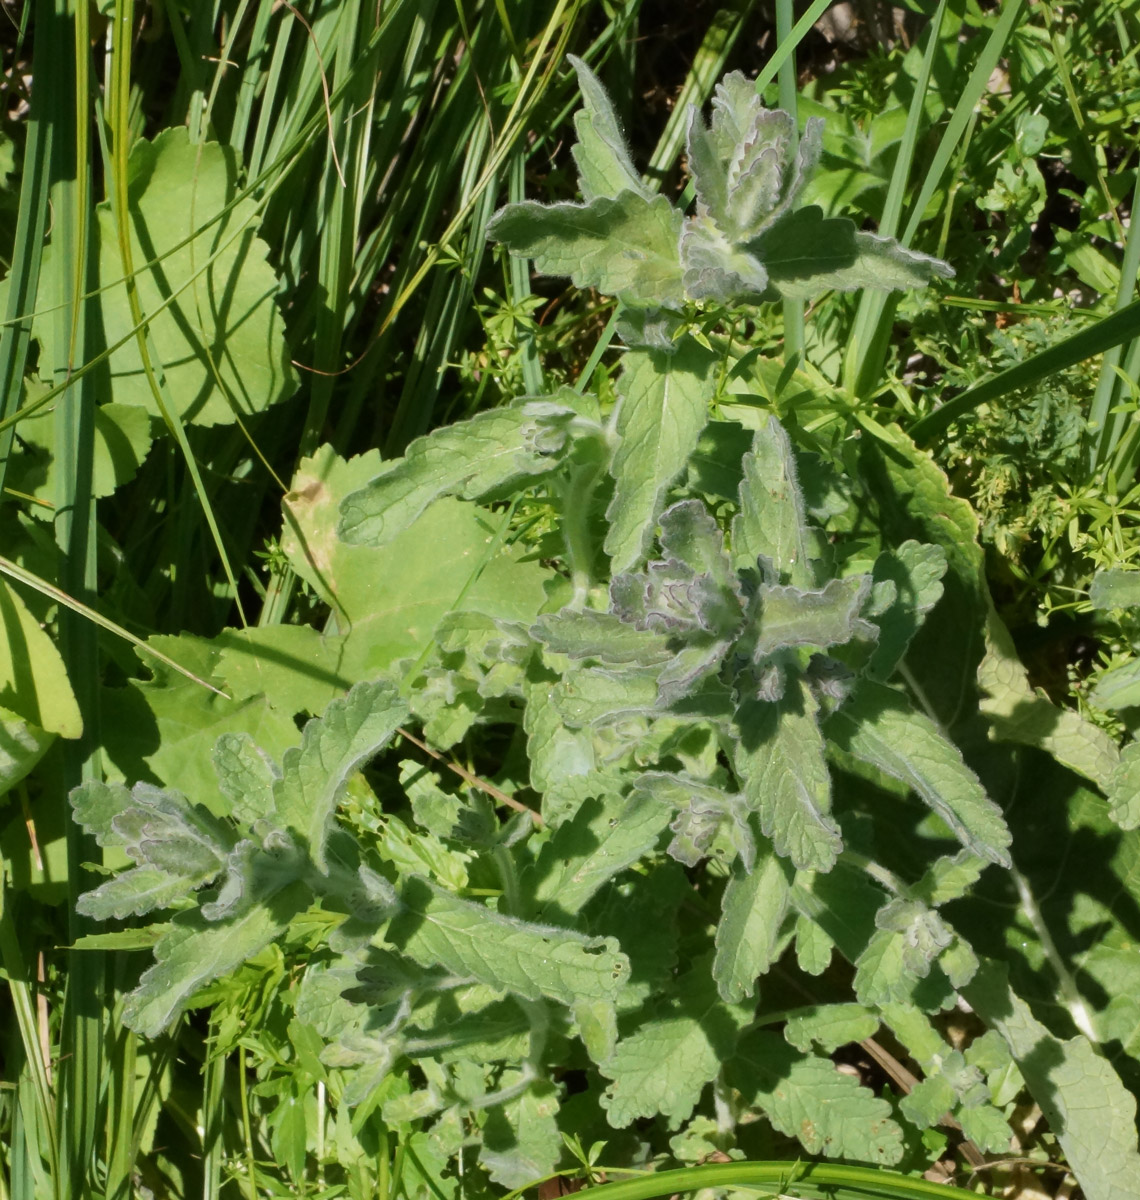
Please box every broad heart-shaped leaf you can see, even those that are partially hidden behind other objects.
[734,681,842,872]
[9,398,153,513]
[978,611,1120,794]
[0,705,53,800]
[273,680,407,872]
[1090,568,1140,610]
[713,841,792,1003]
[36,128,296,426]
[338,397,582,548]
[732,417,813,587]
[965,961,1140,1200]
[487,191,684,307]
[122,881,310,1036]
[0,579,81,737]
[748,206,953,299]
[524,790,673,920]
[281,448,552,686]
[728,1030,904,1164]
[600,959,751,1128]
[568,56,648,203]
[604,341,717,573]
[827,680,1012,867]
[386,877,631,1008]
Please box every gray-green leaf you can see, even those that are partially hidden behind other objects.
[713,843,791,1002]
[568,56,649,203]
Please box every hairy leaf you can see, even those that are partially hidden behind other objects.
[713,844,791,1002]
[604,343,717,572]
[753,576,874,659]
[388,877,630,1007]
[76,866,201,920]
[273,680,407,871]
[783,1004,879,1053]
[568,56,648,203]
[734,683,842,872]
[213,732,279,826]
[827,681,1011,866]
[532,609,673,665]
[866,541,947,680]
[487,192,684,306]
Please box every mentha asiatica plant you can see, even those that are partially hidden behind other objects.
[71,63,1140,1197]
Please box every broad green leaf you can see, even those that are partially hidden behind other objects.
[979,612,1119,792]
[282,449,551,681]
[37,128,296,425]
[214,624,350,718]
[827,681,1012,867]
[532,609,672,665]
[753,576,873,659]
[387,877,630,1007]
[713,844,791,1002]
[1090,659,1140,713]
[273,680,407,871]
[527,791,672,918]
[734,683,842,872]
[0,579,82,737]
[1108,744,1140,830]
[749,206,952,299]
[899,1074,956,1129]
[729,1031,904,1164]
[966,961,1140,1200]
[600,961,750,1128]
[1090,569,1140,610]
[100,633,300,814]
[793,913,835,976]
[522,671,598,803]
[732,417,813,586]
[375,814,469,893]
[913,850,987,907]
[123,883,309,1036]
[783,1004,878,1053]
[487,192,684,307]
[553,663,661,727]
[338,399,579,548]
[568,56,648,203]
[76,866,200,920]
[212,732,279,827]
[0,705,53,799]
[866,541,947,680]
[604,342,717,572]
[480,1078,561,1189]
[10,399,153,510]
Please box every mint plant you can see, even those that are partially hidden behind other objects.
[70,62,1140,1197]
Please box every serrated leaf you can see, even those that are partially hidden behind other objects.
[729,1030,904,1164]
[827,681,1011,867]
[734,682,842,872]
[966,961,1140,1200]
[528,791,672,919]
[568,56,648,203]
[867,541,947,680]
[979,612,1120,791]
[713,844,791,1002]
[913,850,988,907]
[487,192,684,306]
[388,877,630,1007]
[604,342,717,572]
[600,961,750,1128]
[1090,569,1140,610]
[1108,744,1140,830]
[480,1078,561,1189]
[273,680,407,871]
[338,400,578,548]
[213,732,279,826]
[553,663,661,727]
[794,913,834,976]
[76,866,199,920]
[123,883,309,1036]
[749,206,952,299]
[783,1004,878,1053]
[853,900,955,1009]
[753,576,874,659]
[958,1103,1012,1154]
[732,417,813,586]
[680,216,769,301]
[631,771,753,869]
[523,671,598,803]
[532,609,673,665]
[899,1074,956,1128]
[0,579,82,737]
